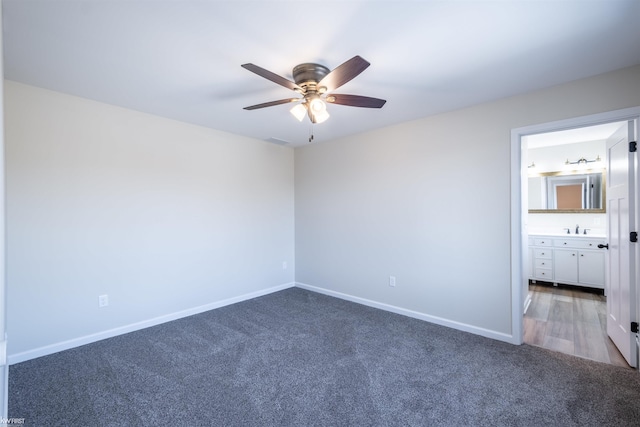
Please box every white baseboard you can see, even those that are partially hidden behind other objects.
[1,334,7,420]
[10,281,518,364]
[8,282,295,365]
[295,282,516,344]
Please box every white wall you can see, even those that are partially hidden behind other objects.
[295,64,640,341]
[0,5,8,418]
[5,64,640,361]
[528,213,605,236]
[5,81,295,361]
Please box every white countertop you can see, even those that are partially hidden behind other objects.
[529,232,606,238]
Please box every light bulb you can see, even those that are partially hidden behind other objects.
[307,96,329,123]
[290,104,306,122]
[313,109,330,124]
[309,97,326,114]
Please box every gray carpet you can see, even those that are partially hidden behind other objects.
[8,287,640,426]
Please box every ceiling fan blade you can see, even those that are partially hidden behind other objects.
[243,98,300,110]
[241,63,301,92]
[318,56,370,92]
[326,94,386,108]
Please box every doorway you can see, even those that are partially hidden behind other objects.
[510,107,640,368]
[522,122,627,366]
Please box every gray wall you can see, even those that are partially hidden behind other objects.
[5,81,295,360]
[295,65,640,340]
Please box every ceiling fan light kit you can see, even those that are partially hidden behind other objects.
[242,55,386,126]
[306,95,330,123]
[290,103,307,122]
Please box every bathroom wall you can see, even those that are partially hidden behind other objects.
[527,139,605,173]
[528,213,605,237]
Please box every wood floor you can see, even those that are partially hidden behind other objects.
[524,282,630,368]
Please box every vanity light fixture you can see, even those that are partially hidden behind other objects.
[565,155,601,165]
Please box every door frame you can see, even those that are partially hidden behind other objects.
[510,106,640,348]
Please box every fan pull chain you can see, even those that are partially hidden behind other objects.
[308,124,314,143]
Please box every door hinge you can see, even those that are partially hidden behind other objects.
[631,141,637,152]
[631,232,638,243]
[632,322,639,333]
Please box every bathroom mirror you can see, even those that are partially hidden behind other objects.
[528,169,606,213]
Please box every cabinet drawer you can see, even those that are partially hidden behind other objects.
[554,239,575,248]
[534,238,552,246]
[553,238,605,249]
[535,259,552,269]
[534,248,552,259]
[535,268,553,280]
[579,240,605,249]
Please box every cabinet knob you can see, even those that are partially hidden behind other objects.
[580,254,584,257]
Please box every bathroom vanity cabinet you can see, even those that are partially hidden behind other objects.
[528,234,606,290]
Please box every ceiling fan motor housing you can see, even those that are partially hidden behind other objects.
[292,63,330,93]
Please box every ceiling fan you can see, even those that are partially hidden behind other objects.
[241,55,386,124]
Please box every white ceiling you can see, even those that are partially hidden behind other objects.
[525,121,627,149]
[4,0,640,147]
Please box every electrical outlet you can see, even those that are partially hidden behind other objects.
[98,294,109,307]
[282,261,287,270]
[389,276,396,287]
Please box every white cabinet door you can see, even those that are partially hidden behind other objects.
[578,251,605,287]
[554,249,578,283]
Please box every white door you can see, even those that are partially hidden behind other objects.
[606,120,637,367]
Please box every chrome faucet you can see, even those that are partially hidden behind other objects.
[575,224,580,234]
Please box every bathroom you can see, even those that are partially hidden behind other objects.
[523,121,629,367]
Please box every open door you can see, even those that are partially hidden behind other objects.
[605,120,637,367]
